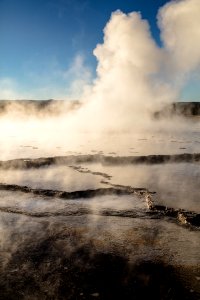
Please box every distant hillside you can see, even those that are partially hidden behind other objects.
[154,102,200,118]
[0,100,199,118]
[0,100,81,116]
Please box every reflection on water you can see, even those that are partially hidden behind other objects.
[0,166,105,191]
[0,162,199,212]
[84,162,200,212]
[0,191,145,216]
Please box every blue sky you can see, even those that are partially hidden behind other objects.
[0,0,199,100]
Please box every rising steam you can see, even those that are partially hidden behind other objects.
[0,0,200,159]
[72,0,200,131]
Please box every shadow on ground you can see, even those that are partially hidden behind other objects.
[0,231,198,300]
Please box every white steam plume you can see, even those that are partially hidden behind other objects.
[68,0,200,132]
[159,0,200,75]
[0,0,200,159]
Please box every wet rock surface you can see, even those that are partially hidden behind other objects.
[0,213,199,300]
[0,153,200,170]
[0,154,199,299]
[0,180,199,228]
[146,195,200,227]
[0,250,198,300]
[0,183,135,199]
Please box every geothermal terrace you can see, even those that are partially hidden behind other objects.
[0,100,199,299]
